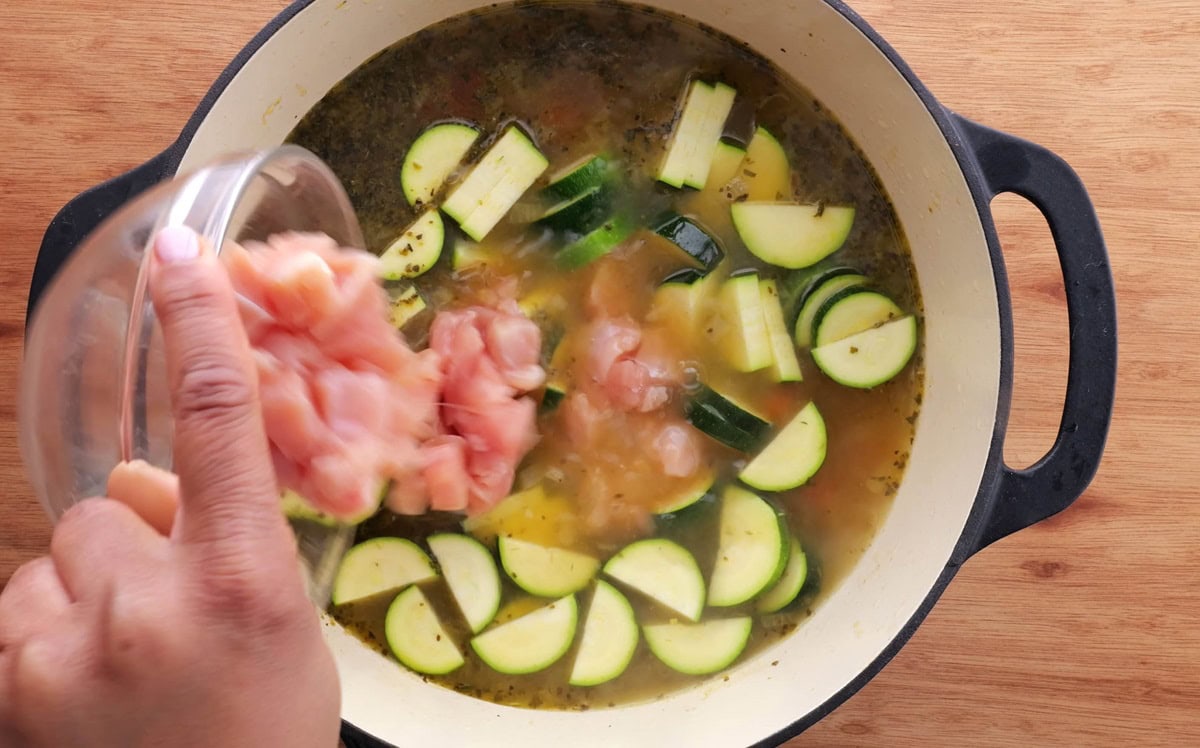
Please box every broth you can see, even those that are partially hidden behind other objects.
[287,0,923,710]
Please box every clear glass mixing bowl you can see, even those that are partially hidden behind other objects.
[18,146,362,605]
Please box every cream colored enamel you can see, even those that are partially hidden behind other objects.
[177,0,1001,745]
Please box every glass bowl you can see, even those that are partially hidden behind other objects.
[18,145,363,604]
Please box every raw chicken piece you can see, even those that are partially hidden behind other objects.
[547,260,707,538]
[223,232,543,521]
[427,304,544,513]
[652,424,703,478]
[582,317,677,413]
[421,436,471,513]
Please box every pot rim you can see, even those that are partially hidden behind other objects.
[168,2,1016,744]
[28,1,1085,745]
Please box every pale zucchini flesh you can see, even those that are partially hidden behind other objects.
[711,273,773,372]
[460,484,583,548]
[742,127,792,201]
[428,533,502,634]
[602,539,706,622]
[569,580,639,687]
[759,278,803,382]
[757,535,808,613]
[451,239,495,272]
[794,274,869,348]
[684,82,736,189]
[811,314,918,389]
[499,536,600,597]
[707,486,787,607]
[739,401,827,492]
[813,289,904,347]
[379,209,445,280]
[658,80,738,189]
[643,617,753,676]
[707,141,746,189]
[442,126,549,241]
[401,122,480,207]
[470,595,578,675]
[332,537,438,606]
[385,585,464,675]
[388,285,427,330]
[732,202,855,270]
[720,127,791,202]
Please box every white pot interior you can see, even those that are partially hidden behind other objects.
[179,1,1001,744]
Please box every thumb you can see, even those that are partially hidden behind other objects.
[148,226,288,561]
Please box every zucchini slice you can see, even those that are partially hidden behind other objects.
[442,125,549,241]
[470,595,578,675]
[741,127,792,201]
[536,184,612,234]
[707,486,787,607]
[651,212,725,272]
[732,202,855,270]
[401,122,480,207]
[544,154,611,200]
[603,539,705,622]
[280,489,338,527]
[384,585,464,675]
[707,141,746,190]
[759,279,803,382]
[777,263,861,322]
[539,337,570,413]
[331,537,438,606]
[684,385,771,453]
[653,470,716,515]
[516,286,568,325]
[461,484,581,548]
[427,533,501,634]
[711,273,773,372]
[739,401,827,492]
[684,402,761,453]
[540,383,567,413]
[498,536,600,597]
[647,269,719,332]
[757,535,808,613]
[794,274,869,348]
[813,289,904,347]
[568,581,639,687]
[643,617,753,676]
[811,315,918,389]
[379,209,445,280]
[388,285,427,331]
[690,384,771,438]
[658,80,738,189]
[555,215,635,269]
[450,239,495,272]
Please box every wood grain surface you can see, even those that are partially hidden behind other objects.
[1,0,1196,745]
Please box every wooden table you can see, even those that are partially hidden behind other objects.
[1,0,1196,744]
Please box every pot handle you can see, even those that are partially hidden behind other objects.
[27,148,174,323]
[340,723,389,748]
[952,114,1117,552]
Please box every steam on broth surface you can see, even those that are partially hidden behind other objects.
[286,0,923,710]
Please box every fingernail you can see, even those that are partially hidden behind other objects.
[155,225,201,263]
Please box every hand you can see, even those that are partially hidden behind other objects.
[0,227,341,747]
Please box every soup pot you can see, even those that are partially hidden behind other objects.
[26,0,1117,745]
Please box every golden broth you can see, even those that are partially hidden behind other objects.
[288,0,922,710]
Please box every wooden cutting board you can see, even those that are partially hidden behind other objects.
[0,0,1196,744]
